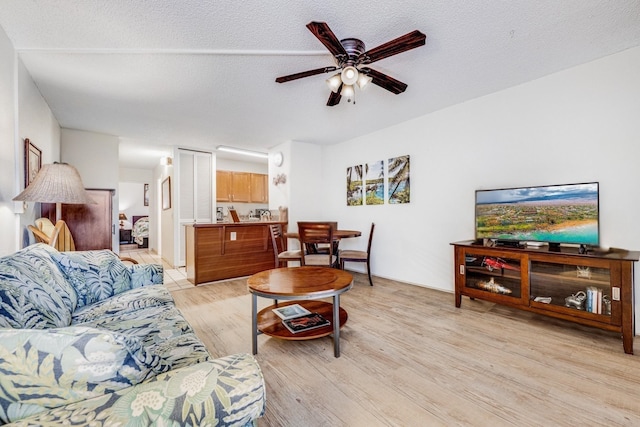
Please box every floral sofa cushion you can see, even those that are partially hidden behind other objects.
[0,245,75,329]
[4,354,265,427]
[71,285,174,324]
[0,326,156,423]
[76,302,211,375]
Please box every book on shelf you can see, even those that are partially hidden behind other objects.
[272,304,311,320]
[282,313,330,334]
[586,286,603,314]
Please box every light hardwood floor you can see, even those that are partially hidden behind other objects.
[122,249,640,426]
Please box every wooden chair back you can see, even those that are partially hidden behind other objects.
[297,222,335,266]
[269,223,286,266]
[339,222,375,285]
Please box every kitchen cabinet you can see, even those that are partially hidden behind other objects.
[216,170,268,203]
[250,173,268,203]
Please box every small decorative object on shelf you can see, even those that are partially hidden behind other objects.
[565,291,586,310]
[603,295,611,315]
[576,266,592,279]
[482,256,520,272]
[282,313,330,334]
[476,277,512,295]
[534,296,552,304]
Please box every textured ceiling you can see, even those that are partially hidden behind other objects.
[1,1,639,168]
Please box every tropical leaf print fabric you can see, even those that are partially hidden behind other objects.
[0,245,75,329]
[0,327,155,424]
[129,263,163,288]
[5,354,265,427]
[50,250,133,307]
[0,244,265,426]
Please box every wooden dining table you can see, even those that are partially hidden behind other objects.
[285,229,362,257]
[284,229,362,240]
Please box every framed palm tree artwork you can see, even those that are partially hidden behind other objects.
[365,160,384,205]
[388,155,410,204]
[346,165,363,206]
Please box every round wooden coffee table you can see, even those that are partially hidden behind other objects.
[247,266,353,357]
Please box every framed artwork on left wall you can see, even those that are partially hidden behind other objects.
[162,177,171,210]
[144,183,149,206]
[25,138,42,187]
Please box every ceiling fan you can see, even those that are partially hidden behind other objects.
[275,22,426,106]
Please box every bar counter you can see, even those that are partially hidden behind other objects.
[185,221,286,285]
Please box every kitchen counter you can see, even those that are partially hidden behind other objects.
[185,221,286,285]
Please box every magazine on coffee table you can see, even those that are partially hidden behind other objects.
[272,304,311,320]
[282,312,330,334]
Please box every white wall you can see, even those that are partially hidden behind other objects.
[324,47,640,279]
[322,46,640,329]
[118,167,152,225]
[61,128,120,250]
[0,25,61,255]
[17,60,61,246]
[268,141,292,215]
[0,25,17,255]
[118,182,150,224]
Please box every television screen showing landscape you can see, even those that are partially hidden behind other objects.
[475,182,599,245]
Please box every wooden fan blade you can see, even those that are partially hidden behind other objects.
[360,30,426,64]
[327,84,343,106]
[306,22,348,58]
[276,66,337,83]
[360,67,408,94]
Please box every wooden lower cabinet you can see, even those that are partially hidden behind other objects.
[186,222,285,284]
[452,240,639,354]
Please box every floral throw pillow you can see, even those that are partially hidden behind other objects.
[0,326,155,424]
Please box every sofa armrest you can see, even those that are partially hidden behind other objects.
[5,354,265,427]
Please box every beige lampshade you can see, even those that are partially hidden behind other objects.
[13,163,96,204]
[119,212,127,221]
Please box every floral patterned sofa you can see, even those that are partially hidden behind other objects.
[0,244,265,426]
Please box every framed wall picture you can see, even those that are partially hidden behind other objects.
[162,177,171,210]
[25,138,42,187]
[144,183,149,206]
[388,155,410,204]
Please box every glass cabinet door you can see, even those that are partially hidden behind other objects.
[463,253,522,299]
[529,260,612,317]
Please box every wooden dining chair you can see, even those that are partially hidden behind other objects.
[340,223,375,286]
[297,222,337,267]
[269,223,303,267]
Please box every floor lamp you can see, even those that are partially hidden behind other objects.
[13,162,96,222]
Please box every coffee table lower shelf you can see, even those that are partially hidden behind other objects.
[257,300,348,341]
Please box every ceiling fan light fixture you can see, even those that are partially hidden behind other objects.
[340,66,359,85]
[357,73,373,90]
[341,84,355,102]
[326,74,342,93]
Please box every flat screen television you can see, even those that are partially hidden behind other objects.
[475,182,599,247]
